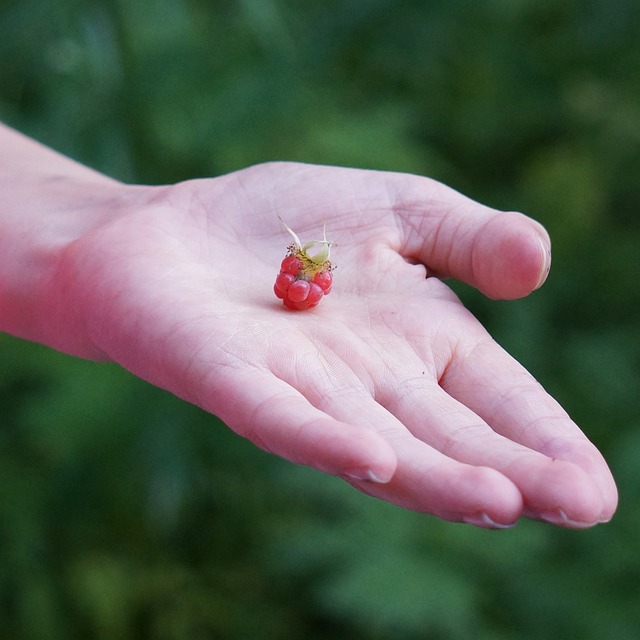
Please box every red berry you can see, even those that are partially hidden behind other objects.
[281,255,303,275]
[275,220,334,310]
[287,279,311,303]
[312,270,333,293]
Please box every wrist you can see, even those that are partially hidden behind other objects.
[0,125,152,358]
[0,177,141,358]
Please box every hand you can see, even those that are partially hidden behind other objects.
[48,162,617,528]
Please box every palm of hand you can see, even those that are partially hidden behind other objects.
[64,162,617,528]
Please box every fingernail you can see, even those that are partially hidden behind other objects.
[344,468,391,484]
[462,513,518,529]
[538,509,595,529]
[534,235,552,290]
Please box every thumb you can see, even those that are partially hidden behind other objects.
[396,179,551,300]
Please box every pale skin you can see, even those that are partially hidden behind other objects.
[0,123,617,528]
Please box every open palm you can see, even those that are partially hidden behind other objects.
[57,162,617,528]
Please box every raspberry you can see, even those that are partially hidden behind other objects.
[274,219,335,311]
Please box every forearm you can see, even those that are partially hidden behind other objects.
[0,124,133,354]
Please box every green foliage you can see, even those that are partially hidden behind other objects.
[1,0,640,638]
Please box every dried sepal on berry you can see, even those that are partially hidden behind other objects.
[274,218,335,310]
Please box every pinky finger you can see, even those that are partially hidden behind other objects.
[202,367,398,483]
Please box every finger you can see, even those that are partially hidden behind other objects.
[211,363,522,526]
[298,375,524,527]
[438,340,618,525]
[346,433,524,528]
[382,377,609,528]
[201,366,398,483]
[389,174,551,299]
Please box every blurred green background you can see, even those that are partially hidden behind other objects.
[1,0,640,638]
